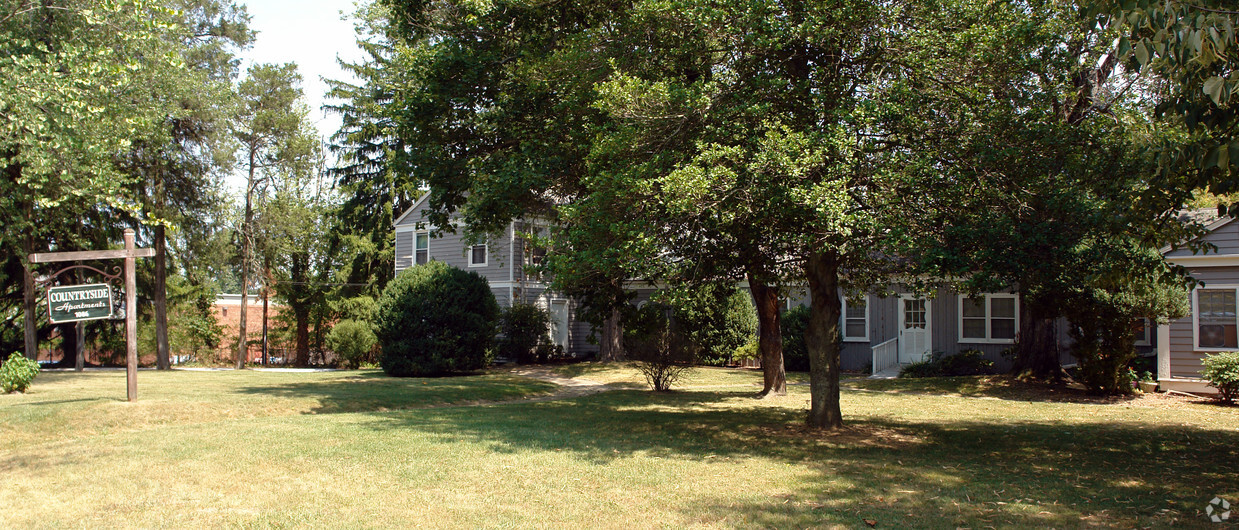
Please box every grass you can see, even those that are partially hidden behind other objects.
[549,361,812,388]
[2,366,1237,528]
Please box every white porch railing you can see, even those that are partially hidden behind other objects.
[871,338,898,375]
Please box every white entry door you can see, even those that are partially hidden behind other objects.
[549,300,570,350]
[898,295,932,363]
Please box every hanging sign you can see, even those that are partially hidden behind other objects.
[47,283,113,323]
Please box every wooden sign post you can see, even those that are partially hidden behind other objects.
[29,229,154,402]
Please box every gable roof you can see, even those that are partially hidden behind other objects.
[393,190,433,228]
[1161,214,1238,256]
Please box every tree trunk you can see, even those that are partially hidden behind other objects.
[748,272,786,397]
[23,262,37,361]
[295,307,310,367]
[75,321,85,371]
[262,286,270,366]
[22,195,37,361]
[598,305,624,362]
[154,223,170,369]
[236,150,255,370]
[804,251,844,430]
[1012,297,1060,381]
[58,321,77,367]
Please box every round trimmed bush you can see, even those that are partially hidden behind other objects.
[326,319,377,369]
[375,261,500,376]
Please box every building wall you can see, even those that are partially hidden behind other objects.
[1164,264,1239,379]
[214,294,290,363]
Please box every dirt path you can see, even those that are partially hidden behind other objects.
[503,366,611,401]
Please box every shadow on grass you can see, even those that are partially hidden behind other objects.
[10,397,116,407]
[843,375,1154,405]
[236,374,559,414]
[358,388,1238,527]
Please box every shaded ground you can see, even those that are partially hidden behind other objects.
[1,367,1235,528]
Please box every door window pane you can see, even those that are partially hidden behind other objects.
[904,299,925,329]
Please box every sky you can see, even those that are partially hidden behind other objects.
[227,0,366,190]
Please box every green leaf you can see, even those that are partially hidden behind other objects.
[1134,41,1150,66]
[1204,76,1226,105]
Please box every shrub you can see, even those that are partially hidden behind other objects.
[658,286,757,366]
[900,350,996,378]
[780,306,810,372]
[375,261,500,376]
[626,312,696,391]
[498,303,550,364]
[1,353,39,393]
[712,289,758,364]
[534,342,565,364]
[936,349,995,376]
[326,319,377,369]
[899,358,939,378]
[1201,351,1239,404]
[732,338,759,363]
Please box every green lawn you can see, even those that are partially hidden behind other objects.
[2,366,1236,528]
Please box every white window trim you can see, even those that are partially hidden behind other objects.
[1192,285,1239,352]
[1134,317,1151,347]
[468,243,488,267]
[957,293,1019,345]
[841,295,869,343]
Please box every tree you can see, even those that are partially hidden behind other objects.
[378,0,651,363]
[1,0,181,359]
[324,2,422,300]
[882,0,1191,382]
[1099,1,1239,216]
[121,0,252,370]
[231,62,318,369]
[262,146,336,366]
[378,0,906,428]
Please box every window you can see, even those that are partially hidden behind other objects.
[1133,318,1151,347]
[842,296,868,342]
[958,294,1018,343]
[529,227,548,265]
[1196,287,1238,349]
[415,232,429,265]
[469,242,488,267]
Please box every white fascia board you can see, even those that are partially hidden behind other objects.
[1165,254,1239,267]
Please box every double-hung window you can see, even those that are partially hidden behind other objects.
[414,233,429,265]
[1196,287,1238,350]
[841,296,868,342]
[469,242,488,267]
[959,294,1018,343]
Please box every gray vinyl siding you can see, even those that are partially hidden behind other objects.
[1165,218,1239,257]
[394,230,414,272]
[1167,264,1239,379]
